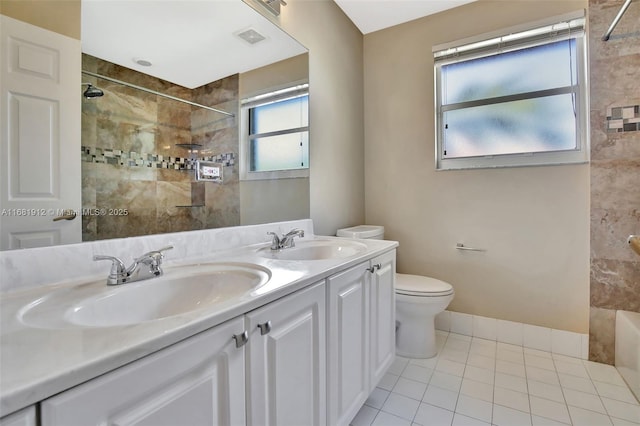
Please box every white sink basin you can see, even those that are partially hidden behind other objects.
[19,262,271,328]
[258,239,368,261]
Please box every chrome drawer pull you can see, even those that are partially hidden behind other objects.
[366,263,381,273]
[232,331,249,348]
[258,321,272,335]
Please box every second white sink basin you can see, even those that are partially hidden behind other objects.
[19,262,271,328]
[258,239,368,261]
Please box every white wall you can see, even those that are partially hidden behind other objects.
[363,0,590,332]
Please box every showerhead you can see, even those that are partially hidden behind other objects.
[82,83,104,99]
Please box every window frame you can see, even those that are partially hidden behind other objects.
[240,82,309,181]
[433,12,589,171]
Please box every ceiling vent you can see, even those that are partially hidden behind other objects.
[236,28,267,45]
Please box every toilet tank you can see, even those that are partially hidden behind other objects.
[336,225,384,240]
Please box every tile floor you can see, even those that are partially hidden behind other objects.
[351,331,640,426]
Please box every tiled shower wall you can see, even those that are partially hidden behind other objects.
[588,0,640,364]
[81,55,240,241]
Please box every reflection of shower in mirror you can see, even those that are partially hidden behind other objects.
[81,83,104,99]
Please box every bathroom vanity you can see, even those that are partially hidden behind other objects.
[0,220,397,426]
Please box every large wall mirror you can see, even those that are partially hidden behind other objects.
[81,0,310,242]
[0,0,309,250]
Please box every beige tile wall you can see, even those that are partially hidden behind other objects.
[588,0,640,364]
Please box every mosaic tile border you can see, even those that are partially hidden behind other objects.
[81,146,235,170]
[606,104,640,133]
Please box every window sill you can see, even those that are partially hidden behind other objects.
[240,169,309,181]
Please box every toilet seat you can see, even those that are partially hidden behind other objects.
[396,274,454,297]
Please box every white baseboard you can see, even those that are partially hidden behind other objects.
[435,310,588,360]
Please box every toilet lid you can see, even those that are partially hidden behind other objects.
[396,273,454,297]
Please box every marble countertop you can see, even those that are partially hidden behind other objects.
[0,236,398,417]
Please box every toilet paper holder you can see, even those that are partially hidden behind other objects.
[455,243,486,252]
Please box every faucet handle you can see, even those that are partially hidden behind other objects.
[136,245,174,264]
[280,229,304,249]
[267,232,281,250]
[284,228,304,237]
[93,255,127,285]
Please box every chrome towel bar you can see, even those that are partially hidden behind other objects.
[456,243,486,252]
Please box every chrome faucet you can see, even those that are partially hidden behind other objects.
[267,229,305,250]
[93,246,173,285]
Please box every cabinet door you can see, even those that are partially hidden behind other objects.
[327,262,370,426]
[246,282,326,426]
[370,250,396,389]
[41,317,246,426]
[0,406,36,426]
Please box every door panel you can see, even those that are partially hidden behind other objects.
[9,93,58,196]
[0,15,81,250]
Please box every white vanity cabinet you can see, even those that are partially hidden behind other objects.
[369,250,396,387]
[245,281,326,426]
[25,248,395,426]
[0,406,36,426]
[38,282,327,426]
[327,251,396,426]
[40,317,247,426]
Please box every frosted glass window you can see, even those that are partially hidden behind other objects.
[443,94,577,158]
[442,40,577,104]
[433,13,588,170]
[251,132,309,171]
[250,96,308,135]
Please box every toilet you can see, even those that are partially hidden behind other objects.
[394,274,454,358]
[336,225,455,359]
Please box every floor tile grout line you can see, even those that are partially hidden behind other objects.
[523,346,534,425]
[444,332,457,426]
[549,352,573,425]
[491,341,497,426]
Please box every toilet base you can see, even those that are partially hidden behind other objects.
[395,291,454,359]
[396,316,438,359]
